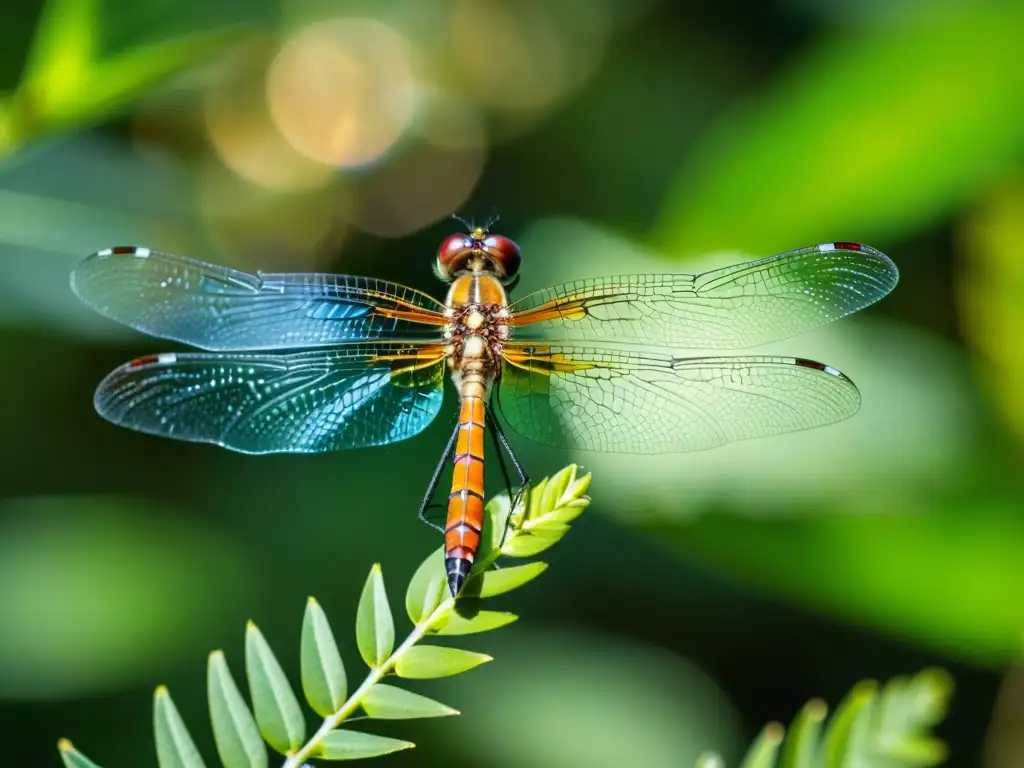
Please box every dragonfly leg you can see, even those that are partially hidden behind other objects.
[486,409,529,548]
[418,417,461,533]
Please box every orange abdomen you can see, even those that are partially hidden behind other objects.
[445,396,486,595]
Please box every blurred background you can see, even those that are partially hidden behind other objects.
[0,0,1022,765]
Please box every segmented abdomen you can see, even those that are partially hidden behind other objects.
[445,396,486,595]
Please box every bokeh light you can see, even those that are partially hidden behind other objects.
[267,18,418,169]
[204,39,332,193]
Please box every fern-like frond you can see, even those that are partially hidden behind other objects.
[58,465,591,767]
[698,668,952,768]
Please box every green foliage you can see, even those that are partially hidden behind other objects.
[0,0,242,159]
[698,668,952,767]
[57,465,591,766]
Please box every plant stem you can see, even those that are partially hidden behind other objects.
[281,595,455,768]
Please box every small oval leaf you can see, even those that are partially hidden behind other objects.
[57,740,105,768]
[301,597,348,717]
[502,527,567,557]
[245,622,305,754]
[362,683,459,720]
[779,699,826,768]
[154,686,207,768]
[315,729,415,760]
[822,681,877,766]
[472,562,548,598]
[739,723,784,768]
[394,646,491,680]
[435,610,518,636]
[207,651,267,768]
[539,465,574,515]
[356,564,395,668]
[405,547,447,625]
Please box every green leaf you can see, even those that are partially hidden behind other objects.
[405,546,447,625]
[301,597,347,717]
[740,723,784,768]
[539,464,574,516]
[244,622,305,754]
[356,564,395,668]
[207,651,267,768]
[471,562,549,598]
[434,610,518,636]
[361,683,459,720]
[21,0,97,111]
[394,646,492,680]
[57,740,105,768]
[78,29,243,124]
[778,700,826,768]
[821,681,876,766]
[315,730,415,760]
[653,6,1024,257]
[501,525,570,557]
[154,686,207,768]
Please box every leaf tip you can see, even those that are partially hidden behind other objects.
[764,721,785,744]
[307,596,319,607]
[804,697,828,720]
[57,738,74,752]
[154,684,170,699]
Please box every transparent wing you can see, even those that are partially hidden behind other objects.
[496,343,860,454]
[509,242,898,348]
[95,344,446,454]
[72,247,447,350]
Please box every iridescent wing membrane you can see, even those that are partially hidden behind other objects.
[509,242,898,348]
[73,247,449,452]
[499,243,898,453]
[96,346,446,454]
[72,247,446,350]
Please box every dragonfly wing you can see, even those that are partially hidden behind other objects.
[72,247,447,350]
[509,242,897,348]
[95,344,446,453]
[496,344,860,454]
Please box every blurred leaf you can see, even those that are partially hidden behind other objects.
[361,683,459,720]
[315,730,414,760]
[394,646,491,680]
[0,496,250,699]
[153,687,207,768]
[300,598,347,717]
[652,491,1024,664]
[207,652,267,768]
[356,564,395,668]
[470,561,549,598]
[20,0,98,114]
[653,5,1024,256]
[821,681,876,765]
[77,28,243,127]
[739,725,783,768]
[244,622,305,754]
[702,669,950,767]
[958,179,1024,443]
[778,700,825,768]
[405,546,446,625]
[6,1,242,154]
[58,740,105,768]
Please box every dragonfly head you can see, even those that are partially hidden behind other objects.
[435,227,521,285]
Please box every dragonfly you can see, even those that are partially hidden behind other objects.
[71,221,898,595]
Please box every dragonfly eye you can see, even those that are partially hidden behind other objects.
[482,234,521,281]
[436,233,474,280]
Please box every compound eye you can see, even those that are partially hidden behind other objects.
[482,234,521,279]
[436,233,473,279]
